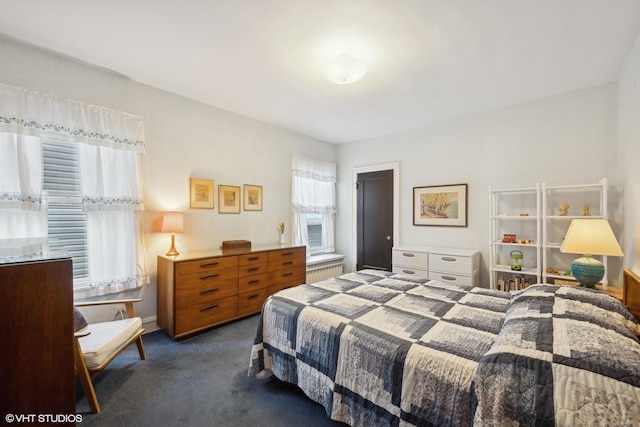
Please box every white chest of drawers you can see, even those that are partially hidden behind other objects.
[392,246,429,277]
[428,248,479,286]
[392,246,480,286]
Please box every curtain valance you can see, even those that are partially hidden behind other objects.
[0,83,145,153]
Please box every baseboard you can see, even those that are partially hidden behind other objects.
[142,315,160,333]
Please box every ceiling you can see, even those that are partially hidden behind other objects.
[2,1,640,144]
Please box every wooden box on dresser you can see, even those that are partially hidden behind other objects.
[157,244,306,340]
[0,242,75,423]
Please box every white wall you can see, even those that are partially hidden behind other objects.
[336,83,620,286]
[618,32,640,274]
[1,34,632,324]
[0,37,337,323]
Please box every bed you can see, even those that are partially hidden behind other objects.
[248,269,640,426]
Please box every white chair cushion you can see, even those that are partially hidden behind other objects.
[78,317,143,369]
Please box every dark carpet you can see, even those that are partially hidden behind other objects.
[76,314,346,426]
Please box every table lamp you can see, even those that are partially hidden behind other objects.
[161,212,184,256]
[560,219,623,287]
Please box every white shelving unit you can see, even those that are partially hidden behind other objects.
[541,179,609,285]
[489,185,542,290]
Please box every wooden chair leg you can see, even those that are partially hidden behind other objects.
[74,339,101,414]
[136,335,147,360]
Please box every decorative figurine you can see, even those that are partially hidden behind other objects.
[558,202,569,216]
[583,205,590,216]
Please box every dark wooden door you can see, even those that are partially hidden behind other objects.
[357,170,394,271]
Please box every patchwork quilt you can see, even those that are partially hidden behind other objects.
[474,284,640,427]
[248,271,640,426]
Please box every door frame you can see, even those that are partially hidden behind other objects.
[351,162,400,271]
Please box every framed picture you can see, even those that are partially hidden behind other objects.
[190,178,215,209]
[218,185,241,214]
[413,183,467,227]
[243,184,263,211]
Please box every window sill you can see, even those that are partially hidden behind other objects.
[307,253,345,267]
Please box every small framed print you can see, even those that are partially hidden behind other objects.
[218,185,241,214]
[190,178,214,209]
[243,184,263,211]
[413,183,467,227]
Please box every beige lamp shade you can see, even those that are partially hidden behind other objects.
[560,219,623,256]
[161,212,184,256]
[161,212,184,233]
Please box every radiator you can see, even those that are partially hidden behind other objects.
[306,261,344,284]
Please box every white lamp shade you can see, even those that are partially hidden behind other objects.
[560,219,623,256]
[161,212,184,233]
[323,54,367,85]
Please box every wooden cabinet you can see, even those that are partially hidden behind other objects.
[0,247,75,421]
[158,245,306,339]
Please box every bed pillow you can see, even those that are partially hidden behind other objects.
[509,284,640,339]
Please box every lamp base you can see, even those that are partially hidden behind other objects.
[166,233,180,257]
[570,255,604,288]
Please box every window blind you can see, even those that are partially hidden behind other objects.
[42,139,89,283]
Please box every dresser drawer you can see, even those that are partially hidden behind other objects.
[429,253,474,275]
[175,277,238,308]
[392,266,429,278]
[239,252,268,266]
[238,288,269,316]
[392,249,428,269]
[429,271,473,286]
[175,295,238,335]
[176,255,238,276]
[238,272,268,293]
[268,267,306,286]
[176,266,238,291]
[239,262,268,277]
[268,248,306,270]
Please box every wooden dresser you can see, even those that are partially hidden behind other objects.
[157,244,306,339]
[0,241,75,422]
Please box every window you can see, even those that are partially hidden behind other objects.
[291,155,337,254]
[306,213,323,253]
[0,83,148,296]
[42,139,89,285]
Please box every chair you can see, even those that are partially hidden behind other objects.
[73,297,146,413]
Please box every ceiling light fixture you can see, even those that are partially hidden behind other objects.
[323,53,367,85]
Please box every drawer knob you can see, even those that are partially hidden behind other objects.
[248,257,259,261]
[282,261,293,266]
[282,272,293,278]
[248,279,260,285]
[200,273,220,280]
[441,257,457,262]
[247,267,260,272]
[247,294,259,300]
[200,304,219,312]
[442,275,457,281]
[282,252,294,257]
[200,288,219,295]
[402,253,415,257]
[403,269,415,275]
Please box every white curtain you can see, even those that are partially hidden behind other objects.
[0,83,148,295]
[0,132,46,237]
[291,155,337,253]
